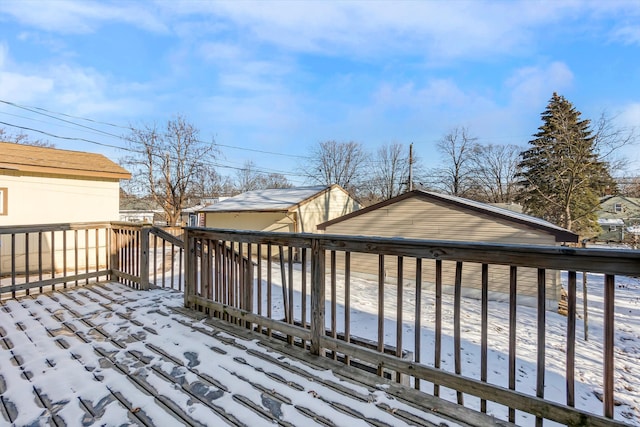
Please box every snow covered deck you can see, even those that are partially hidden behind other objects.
[0,282,506,426]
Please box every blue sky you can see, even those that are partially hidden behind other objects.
[1,0,639,185]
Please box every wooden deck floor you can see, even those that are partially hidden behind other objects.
[0,282,511,426]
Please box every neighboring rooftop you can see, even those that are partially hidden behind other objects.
[0,141,130,180]
[198,185,333,212]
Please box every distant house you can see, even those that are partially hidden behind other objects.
[1,142,130,275]
[318,190,578,309]
[596,195,640,242]
[0,142,130,225]
[198,185,359,233]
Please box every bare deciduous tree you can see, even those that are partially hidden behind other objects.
[123,115,217,226]
[361,143,416,204]
[302,140,368,194]
[592,112,637,176]
[0,127,55,147]
[235,161,292,193]
[431,127,477,196]
[468,143,522,203]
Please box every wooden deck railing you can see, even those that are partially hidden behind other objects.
[0,222,184,299]
[3,222,640,425]
[183,227,640,427]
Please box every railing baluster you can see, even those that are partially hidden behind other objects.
[300,247,306,330]
[377,254,385,376]
[454,261,463,405]
[85,229,89,285]
[566,271,577,407]
[481,263,488,413]
[62,230,67,288]
[414,258,422,390]
[344,251,351,366]
[536,268,546,427]
[171,242,176,289]
[74,229,79,287]
[11,233,16,298]
[267,243,272,336]
[38,231,43,291]
[508,265,517,423]
[153,233,157,286]
[434,259,442,397]
[257,243,263,320]
[50,230,55,284]
[603,274,615,419]
[396,256,403,383]
[94,228,99,282]
[24,233,30,294]
[288,246,294,332]
[331,250,337,359]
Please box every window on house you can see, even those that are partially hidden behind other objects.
[614,203,623,213]
[0,188,6,215]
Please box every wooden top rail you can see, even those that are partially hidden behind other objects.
[0,221,113,234]
[185,227,640,276]
[150,227,184,248]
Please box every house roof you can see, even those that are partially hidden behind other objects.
[598,195,640,219]
[318,190,579,243]
[198,185,336,213]
[0,142,130,180]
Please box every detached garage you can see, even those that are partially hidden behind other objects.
[317,190,578,309]
[199,185,359,233]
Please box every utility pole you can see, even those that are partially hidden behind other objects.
[408,143,414,192]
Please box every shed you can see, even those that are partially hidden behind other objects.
[317,190,578,309]
[199,185,359,233]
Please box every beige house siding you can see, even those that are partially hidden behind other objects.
[294,186,359,232]
[0,170,121,226]
[204,212,292,232]
[320,196,566,309]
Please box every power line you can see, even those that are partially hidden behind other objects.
[0,119,309,180]
[0,121,137,152]
[0,98,310,160]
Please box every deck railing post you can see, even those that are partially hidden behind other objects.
[139,226,150,290]
[310,237,326,356]
[109,224,118,282]
[184,228,196,309]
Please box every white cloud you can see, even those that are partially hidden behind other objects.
[613,25,640,45]
[0,0,167,34]
[158,0,638,62]
[619,102,640,128]
[506,62,574,108]
[0,71,53,102]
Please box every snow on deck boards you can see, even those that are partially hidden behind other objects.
[0,283,508,427]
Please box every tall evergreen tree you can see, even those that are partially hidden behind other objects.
[517,93,615,237]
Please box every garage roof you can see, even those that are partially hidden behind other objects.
[199,185,334,212]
